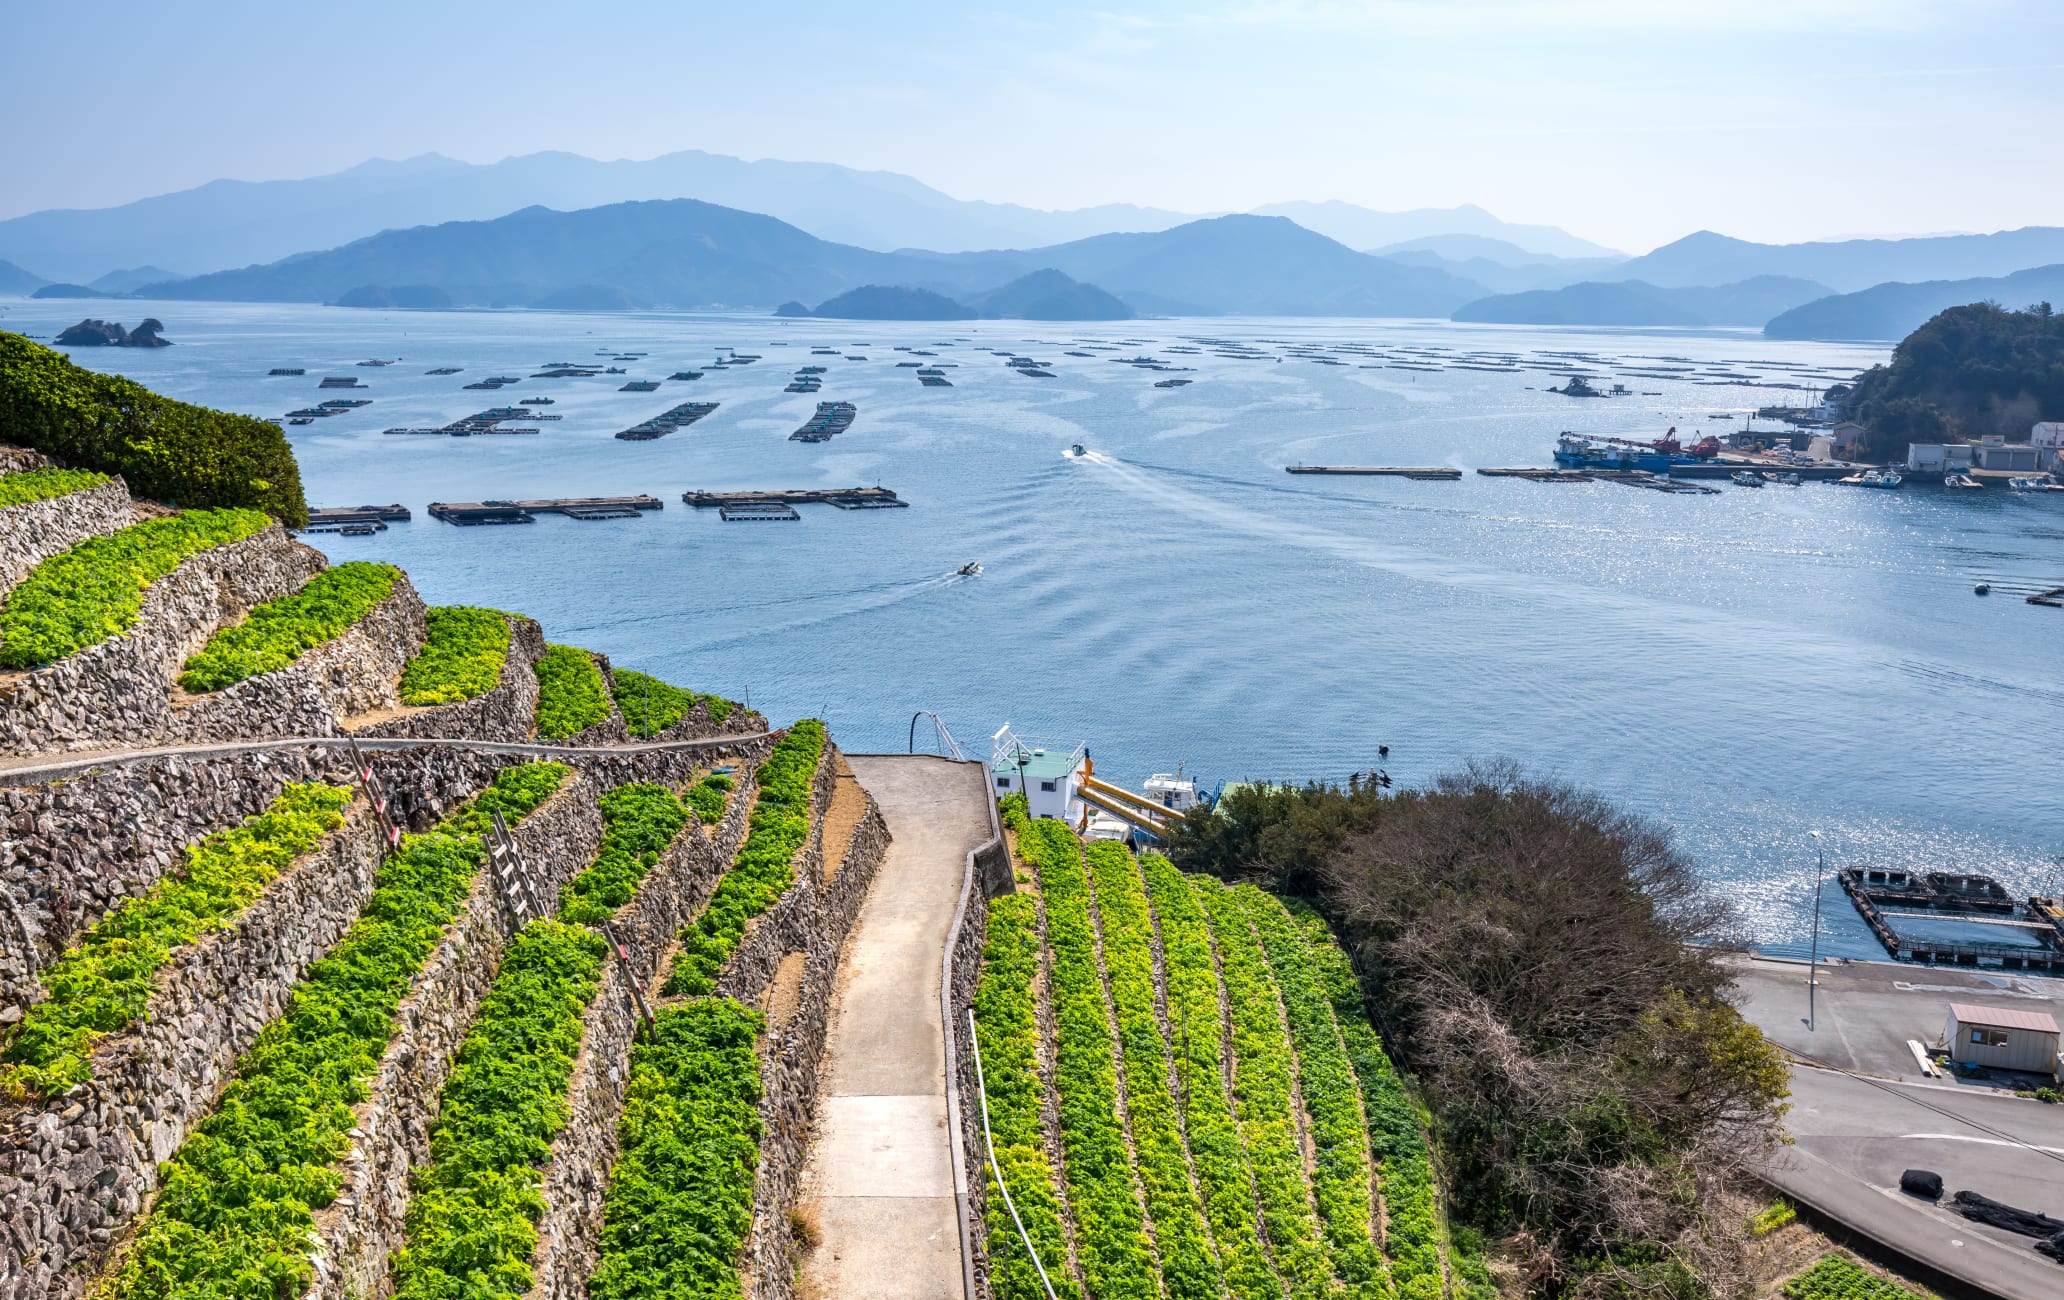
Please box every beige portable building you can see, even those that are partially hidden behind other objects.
[1943,1003,2060,1075]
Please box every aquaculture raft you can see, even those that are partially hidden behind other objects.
[789,401,857,442]
[614,401,719,441]
[1285,465,1461,480]
[429,495,664,525]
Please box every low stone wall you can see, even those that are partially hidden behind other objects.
[0,525,326,759]
[178,574,430,744]
[643,701,769,745]
[526,763,763,1300]
[0,478,133,600]
[0,449,52,476]
[354,617,547,743]
[0,746,515,999]
[0,807,386,1300]
[948,793,1013,1300]
[310,774,605,1300]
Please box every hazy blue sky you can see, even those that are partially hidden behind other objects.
[4,0,2059,251]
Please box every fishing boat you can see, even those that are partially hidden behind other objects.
[1862,470,1903,489]
[957,561,982,577]
[1069,443,1086,457]
[1732,470,1765,487]
[1945,473,1983,490]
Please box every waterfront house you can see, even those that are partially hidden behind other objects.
[1830,422,1869,459]
[1905,443,1974,473]
[2031,421,2064,470]
[1943,1003,2060,1077]
[1972,434,2042,473]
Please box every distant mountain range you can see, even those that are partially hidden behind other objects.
[1616,228,2064,294]
[1764,264,2064,340]
[0,259,46,295]
[0,149,1610,284]
[136,201,1488,318]
[778,271,1133,322]
[1453,276,1831,328]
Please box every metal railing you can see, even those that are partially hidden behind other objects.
[966,1007,1061,1300]
[908,710,968,761]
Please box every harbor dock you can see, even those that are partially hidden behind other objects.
[429,495,664,525]
[1285,465,1461,479]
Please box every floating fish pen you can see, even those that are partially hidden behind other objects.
[1590,471,1721,495]
[318,377,367,389]
[1015,369,1056,378]
[718,502,802,522]
[302,504,411,534]
[683,486,906,512]
[1154,378,1193,388]
[618,379,661,393]
[615,401,719,441]
[429,495,664,526]
[811,349,841,356]
[533,366,603,379]
[267,367,306,376]
[1478,468,1596,483]
[1839,867,2064,971]
[356,359,395,367]
[284,399,374,420]
[919,375,953,387]
[785,380,823,394]
[383,406,559,437]
[667,371,704,381]
[789,401,857,442]
[2029,586,2064,608]
[798,366,828,375]
[425,367,463,376]
[1286,466,1462,480]
[464,380,514,390]
[519,397,555,405]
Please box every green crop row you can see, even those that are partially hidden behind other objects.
[0,465,110,509]
[177,561,401,692]
[399,606,513,706]
[0,507,271,669]
[974,889,1084,1300]
[685,772,735,824]
[391,780,695,1300]
[662,720,825,996]
[558,783,693,925]
[588,997,767,1300]
[611,669,740,738]
[101,762,568,1300]
[1284,903,1445,1300]
[1082,841,1221,1300]
[0,331,308,525]
[533,644,613,740]
[0,784,352,1098]
[1235,890,1390,1299]
[1197,879,1334,1300]
[1018,820,1161,1300]
[1781,1256,1926,1300]
[1137,853,1283,1300]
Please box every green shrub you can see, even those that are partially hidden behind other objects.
[588,998,766,1300]
[558,784,691,925]
[1781,1255,1927,1300]
[1082,841,1221,1300]
[1017,821,1158,1299]
[399,606,512,706]
[0,508,271,668]
[177,562,401,692]
[1750,1201,1797,1236]
[685,773,734,825]
[0,784,351,1098]
[534,644,613,740]
[663,721,824,996]
[102,763,567,1300]
[973,892,1083,1300]
[0,330,307,524]
[610,669,743,738]
[1138,853,1282,1300]
[0,466,110,508]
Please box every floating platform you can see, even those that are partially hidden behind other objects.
[1286,465,1461,480]
[1478,467,1595,482]
[790,401,857,443]
[267,367,305,376]
[719,503,802,522]
[384,406,559,437]
[616,401,719,441]
[306,504,412,528]
[318,377,367,389]
[1663,461,1857,482]
[683,487,906,512]
[2030,586,2064,608]
[429,495,664,526]
[618,379,660,393]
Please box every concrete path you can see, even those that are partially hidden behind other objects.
[799,755,992,1300]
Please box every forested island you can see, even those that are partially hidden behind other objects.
[1840,301,2063,462]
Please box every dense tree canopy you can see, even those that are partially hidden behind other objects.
[1844,301,2064,461]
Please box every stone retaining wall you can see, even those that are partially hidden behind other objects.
[0,478,134,600]
[0,807,386,1300]
[310,773,605,1300]
[0,525,326,758]
[526,762,763,1300]
[949,797,1013,1300]
[354,617,547,743]
[0,449,52,476]
[178,574,430,744]
[642,700,769,745]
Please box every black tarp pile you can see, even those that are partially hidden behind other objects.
[1952,1189,2064,1238]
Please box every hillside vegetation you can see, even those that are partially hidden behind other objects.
[1842,301,2064,461]
[1164,766,1790,1299]
[0,331,307,524]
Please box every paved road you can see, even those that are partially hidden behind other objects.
[799,756,991,1300]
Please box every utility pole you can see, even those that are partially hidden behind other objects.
[1807,830,1826,1032]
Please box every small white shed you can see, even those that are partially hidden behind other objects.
[1944,1003,2060,1075]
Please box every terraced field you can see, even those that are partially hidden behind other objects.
[973,805,1475,1300]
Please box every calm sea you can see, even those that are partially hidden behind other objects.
[13,298,2063,956]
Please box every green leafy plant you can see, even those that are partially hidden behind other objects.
[1780,1255,1927,1300]
[0,784,351,1098]
[101,763,568,1300]
[0,507,271,668]
[399,606,513,705]
[609,669,740,738]
[0,331,308,524]
[1749,1201,1797,1236]
[684,773,734,825]
[588,998,766,1300]
[0,465,110,508]
[558,784,692,925]
[1137,852,1283,1300]
[663,721,824,996]
[973,891,1083,1300]
[177,562,401,692]
[1235,888,1391,1297]
[1016,820,1159,1299]
[533,643,613,741]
